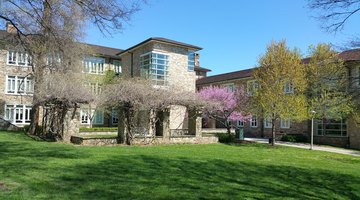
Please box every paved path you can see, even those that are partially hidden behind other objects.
[244,138,360,157]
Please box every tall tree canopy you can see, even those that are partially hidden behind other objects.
[306,43,354,120]
[253,40,308,146]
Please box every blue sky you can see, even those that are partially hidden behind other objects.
[84,0,360,76]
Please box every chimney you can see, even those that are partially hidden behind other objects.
[6,22,17,33]
[195,53,200,67]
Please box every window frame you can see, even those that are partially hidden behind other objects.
[188,51,195,72]
[7,51,31,67]
[5,75,34,95]
[280,119,291,129]
[247,80,258,96]
[264,118,272,128]
[82,57,105,75]
[140,51,170,86]
[4,104,32,124]
[250,116,257,128]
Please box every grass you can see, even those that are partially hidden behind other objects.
[0,131,359,199]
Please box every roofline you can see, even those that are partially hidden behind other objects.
[196,75,252,86]
[117,37,202,56]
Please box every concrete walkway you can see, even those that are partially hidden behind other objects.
[244,138,360,157]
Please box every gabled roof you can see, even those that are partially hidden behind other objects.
[117,37,202,56]
[196,68,254,85]
[85,43,122,59]
[339,48,360,61]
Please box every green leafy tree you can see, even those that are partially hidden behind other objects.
[253,40,308,146]
[306,44,354,121]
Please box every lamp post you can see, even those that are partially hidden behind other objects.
[310,110,316,150]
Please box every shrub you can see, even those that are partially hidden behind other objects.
[79,127,118,132]
[281,134,308,143]
[216,132,235,143]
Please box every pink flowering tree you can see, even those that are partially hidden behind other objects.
[197,86,251,134]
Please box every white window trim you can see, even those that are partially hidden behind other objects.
[7,51,31,67]
[280,119,291,129]
[250,116,257,128]
[82,57,106,75]
[5,75,34,95]
[80,109,104,125]
[4,104,32,124]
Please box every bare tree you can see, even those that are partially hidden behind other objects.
[36,72,94,140]
[308,0,360,33]
[0,0,143,136]
[100,79,203,145]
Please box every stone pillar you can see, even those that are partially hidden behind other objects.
[188,109,202,138]
[117,107,126,144]
[162,111,170,141]
[62,108,80,143]
[348,116,360,149]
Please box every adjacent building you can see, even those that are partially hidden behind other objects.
[196,49,360,149]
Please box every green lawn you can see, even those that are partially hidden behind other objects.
[0,131,359,199]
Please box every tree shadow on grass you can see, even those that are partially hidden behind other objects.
[18,155,360,200]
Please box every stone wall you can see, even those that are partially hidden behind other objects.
[71,135,218,146]
[0,117,20,131]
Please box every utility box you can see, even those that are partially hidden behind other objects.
[235,128,244,140]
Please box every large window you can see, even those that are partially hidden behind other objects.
[188,51,195,71]
[140,52,169,86]
[83,57,105,74]
[7,51,31,66]
[113,60,121,74]
[316,119,347,136]
[6,76,33,94]
[247,80,258,96]
[80,109,104,125]
[5,105,32,124]
[280,119,291,129]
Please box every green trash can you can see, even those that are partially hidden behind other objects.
[235,128,244,140]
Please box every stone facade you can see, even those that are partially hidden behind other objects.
[120,41,198,131]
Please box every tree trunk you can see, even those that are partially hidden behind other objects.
[271,119,276,146]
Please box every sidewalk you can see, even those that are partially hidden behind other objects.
[244,137,360,157]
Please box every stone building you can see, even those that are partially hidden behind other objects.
[0,24,208,139]
[196,50,360,149]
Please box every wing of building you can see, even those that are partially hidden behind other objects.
[196,50,360,149]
